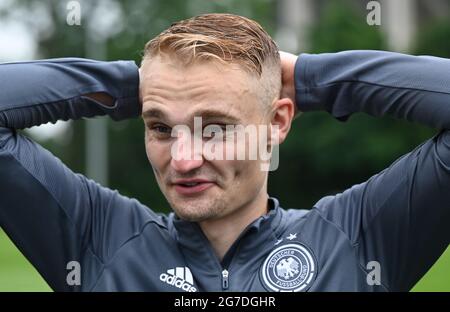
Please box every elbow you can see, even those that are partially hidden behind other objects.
[434,129,450,169]
[0,127,13,150]
[0,112,5,128]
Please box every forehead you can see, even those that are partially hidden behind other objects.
[140,56,261,123]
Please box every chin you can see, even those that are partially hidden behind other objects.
[172,206,213,222]
[170,196,227,222]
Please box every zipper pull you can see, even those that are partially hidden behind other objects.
[222,269,229,290]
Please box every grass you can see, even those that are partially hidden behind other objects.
[0,229,51,291]
[0,228,448,291]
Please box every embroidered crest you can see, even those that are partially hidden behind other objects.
[260,243,317,292]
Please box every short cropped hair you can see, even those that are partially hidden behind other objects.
[142,13,281,107]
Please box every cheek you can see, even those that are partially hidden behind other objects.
[218,158,259,182]
[214,137,267,181]
[145,139,171,175]
[218,159,265,201]
[144,137,154,164]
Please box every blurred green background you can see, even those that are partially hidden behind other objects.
[0,0,449,291]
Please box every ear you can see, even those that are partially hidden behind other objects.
[269,97,295,145]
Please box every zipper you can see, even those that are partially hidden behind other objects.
[192,223,233,291]
[221,269,229,290]
[181,197,278,291]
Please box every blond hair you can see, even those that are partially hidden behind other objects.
[142,13,281,106]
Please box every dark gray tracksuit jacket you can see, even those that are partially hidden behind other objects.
[0,51,449,292]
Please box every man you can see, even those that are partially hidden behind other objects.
[0,13,449,292]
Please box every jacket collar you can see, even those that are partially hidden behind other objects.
[169,197,285,271]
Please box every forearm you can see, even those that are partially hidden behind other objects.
[0,58,140,130]
[0,59,141,290]
[295,50,450,129]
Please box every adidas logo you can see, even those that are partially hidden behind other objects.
[159,267,197,292]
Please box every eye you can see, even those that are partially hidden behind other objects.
[203,124,232,140]
[153,125,171,134]
[146,123,172,139]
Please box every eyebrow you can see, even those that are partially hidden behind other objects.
[142,108,166,120]
[142,108,241,124]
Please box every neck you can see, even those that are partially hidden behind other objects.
[198,188,269,262]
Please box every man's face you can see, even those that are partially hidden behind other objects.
[140,55,272,222]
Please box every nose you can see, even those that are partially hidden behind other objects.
[170,132,204,173]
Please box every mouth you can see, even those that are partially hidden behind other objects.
[172,179,216,196]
